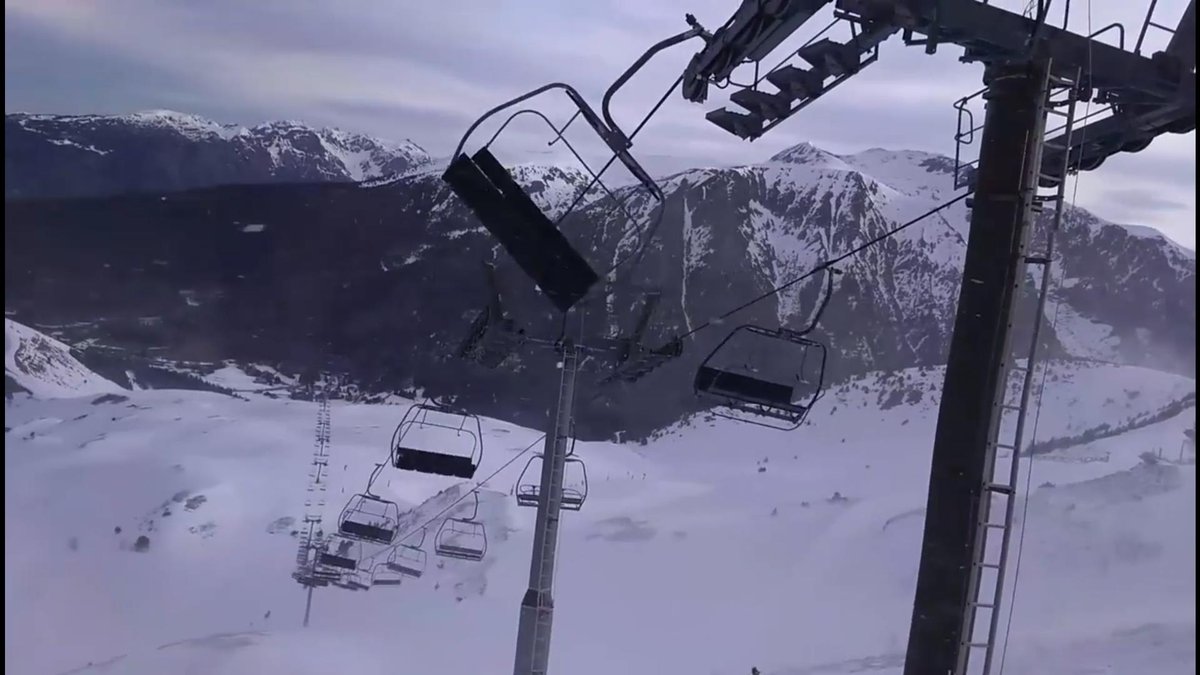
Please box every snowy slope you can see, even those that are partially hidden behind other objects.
[4,357,1194,675]
[4,319,120,398]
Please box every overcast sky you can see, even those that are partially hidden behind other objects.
[5,0,1195,248]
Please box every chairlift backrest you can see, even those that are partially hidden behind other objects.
[445,147,600,313]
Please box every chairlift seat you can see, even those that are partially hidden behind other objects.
[443,148,599,313]
[515,485,540,508]
[393,446,478,479]
[317,551,357,570]
[436,542,487,562]
[387,559,425,578]
[561,487,586,511]
[435,517,487,562]
[387,543,427,579]
[339,520,396,545]
[338,493,401,545]
[372,577,404,587]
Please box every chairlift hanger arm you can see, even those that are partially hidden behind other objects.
[601,21,711,154]
[364,462,387,494]
[790,265,840,337]
[449,79,663,200]
[450,82,598,160]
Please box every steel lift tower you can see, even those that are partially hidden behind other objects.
[674,1,1195,673]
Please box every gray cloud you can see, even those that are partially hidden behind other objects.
[4,0,1195,246]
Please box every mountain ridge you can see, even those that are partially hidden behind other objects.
[5,110,432,198]
[4,112,1194,437]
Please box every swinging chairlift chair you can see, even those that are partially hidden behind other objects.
[338,463,403,545]
[335,569,372,592]
[391,401,484,479]
[440,23,710,314]
[434,492,488,562]
[317,535,363,572]
[514,435,589,511]
[370,563,405,587]
[386,527,429,579]
[694,267,840,430]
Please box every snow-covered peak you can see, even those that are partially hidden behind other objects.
[1120,223,1196,259]
[124,109,250,141]
[4,319,121,398]
[7,111,433,193]
[769,141,849,169]
[312,127,431,182]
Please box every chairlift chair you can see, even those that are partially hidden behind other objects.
[316,535,363,571]
[334,570,371,592]
[370,563,405,587]
[434,492,488,562]
[391,401,484,479]
[440,21,710,313]
[338,490,401,545]
[694,267,839,430]
[514,452,589,511]
[386,528,428,579]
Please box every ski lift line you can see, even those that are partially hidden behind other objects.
[999,19,1096,673]
[675,190,972,342]
[357,433,548,567]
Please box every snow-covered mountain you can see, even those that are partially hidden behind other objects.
[4,111,431,198]
[4,318,120,398]
[4,345,1195,674]
[4,131,1194,437]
